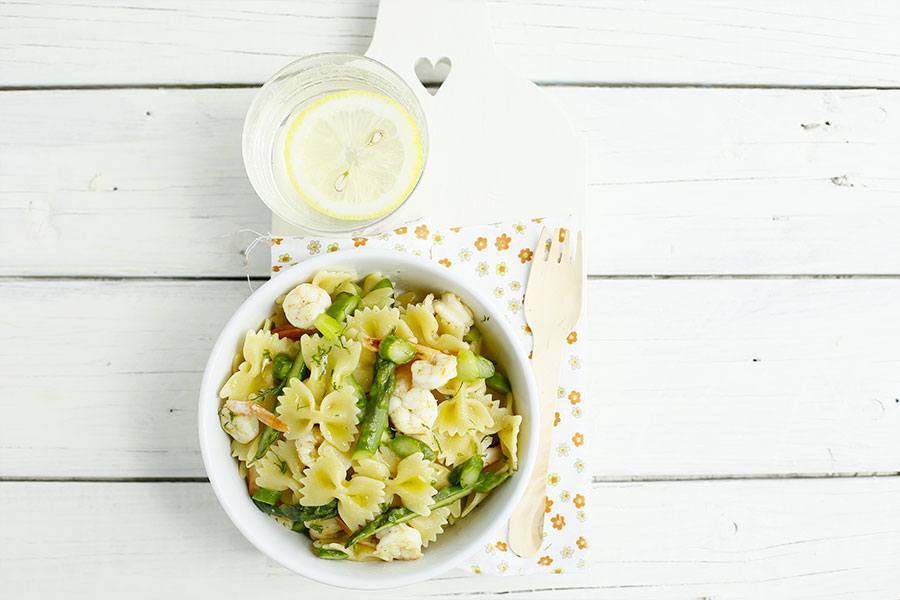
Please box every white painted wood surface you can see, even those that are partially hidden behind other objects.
[4,479,900,599]
[3,1,900,87]
[2,1,900,598]
[3,87,899,277]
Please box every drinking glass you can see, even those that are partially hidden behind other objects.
[243,53,428,234]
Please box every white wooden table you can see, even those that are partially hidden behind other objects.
[3,2,900,598]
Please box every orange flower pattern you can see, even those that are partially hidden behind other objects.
[551,514,566,530]
[518,248,533,263]
[270,218,588,576]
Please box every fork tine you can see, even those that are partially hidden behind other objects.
[562,230,574,263]
[549,228,563,263]
[535,227,550,261]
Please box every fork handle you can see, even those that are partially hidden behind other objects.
[508,334,564,557]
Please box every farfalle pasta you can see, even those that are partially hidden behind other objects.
[218,270,520,561]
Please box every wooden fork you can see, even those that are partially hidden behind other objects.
[509,226,584,557]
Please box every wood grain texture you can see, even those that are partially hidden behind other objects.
[3,87,899,277]
[3,478,900,598]
[3,278,898,478]
[3,1,900,87]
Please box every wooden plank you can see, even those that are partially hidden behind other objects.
[2,278,898,478]
[3,478,900,598]
[3,1,900,87]
[0,88,271,278]
[2,87,900,277]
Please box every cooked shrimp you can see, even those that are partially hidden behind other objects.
[410,351,458,390]
[295,426,324,465]
[282,283,331,329]
[482,445,503,467]
[433,292,474,337]
[222,399,289,435]
[389,387,438,435]
[373,523,423,561]
[219,399,260,443]
[308,518,345,541]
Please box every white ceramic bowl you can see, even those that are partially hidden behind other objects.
[198,249,538,589]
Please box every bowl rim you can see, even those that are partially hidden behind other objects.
[198,249,539,589]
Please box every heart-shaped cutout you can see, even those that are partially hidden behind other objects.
[414,56,452,96]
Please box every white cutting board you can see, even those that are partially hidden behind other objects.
[273,0,585,234]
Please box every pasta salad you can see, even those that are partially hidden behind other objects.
[218,270,522,561]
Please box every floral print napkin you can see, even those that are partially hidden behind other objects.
[269,218,589,576]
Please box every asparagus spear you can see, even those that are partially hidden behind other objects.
[344,374,367,411]
[324,292,360,322]
[390,435,436,461]
[378,334,416,365]
[485,371,512,394]
[370,277,393,292]
[352,356,396,459]
[314,313,343,340]
[313,547,349,560]
[252,425,281,461]
[274,349,309,396]
[252,487,282,506]
[448,453,483,487]
[278,499,339,524]
[456,349,495,381]
[271,352,293,381]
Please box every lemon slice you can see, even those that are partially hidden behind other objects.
[283,89,424,221]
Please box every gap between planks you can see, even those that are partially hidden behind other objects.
[4,472,899,484]
[3,82,900,93]
[5,274,900,283]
